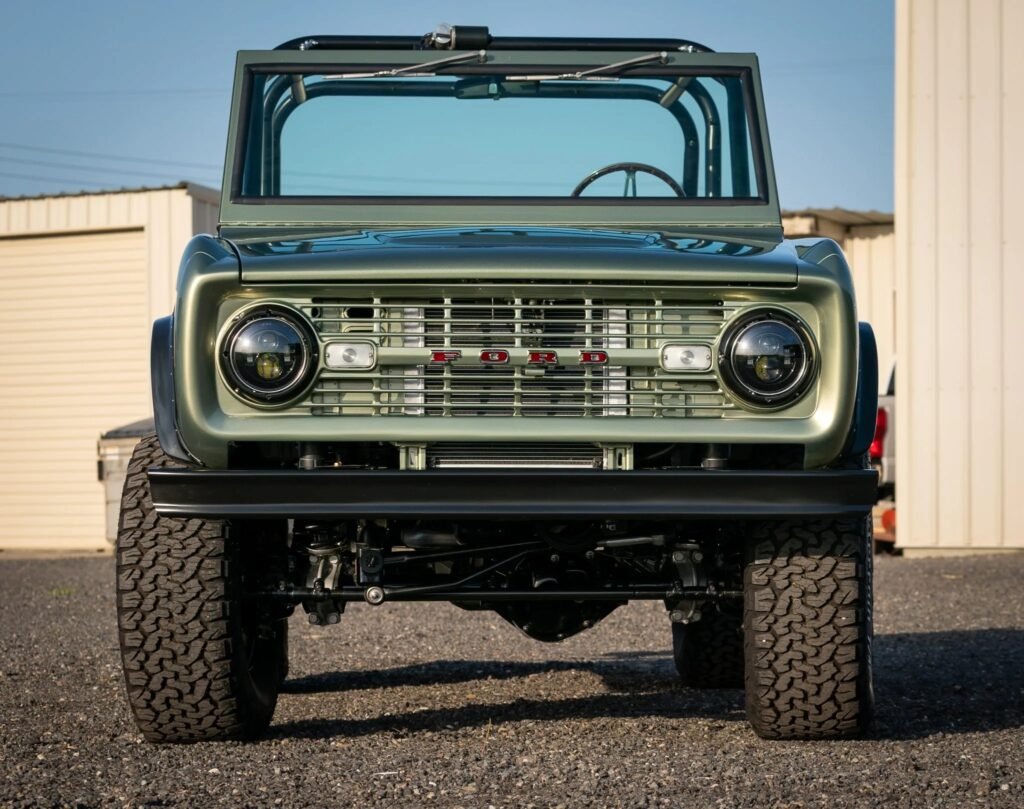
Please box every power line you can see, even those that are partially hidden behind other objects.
[0,88,228,98]
[0,155,220,184]
[0,141,222,171]
[0,141,555,188]
[0,170,112,188]
[0,145,644,193]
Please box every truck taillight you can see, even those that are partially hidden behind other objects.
[870,406,887,461]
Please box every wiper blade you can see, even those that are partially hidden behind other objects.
[325,50,487,80]
[506,51,668,82]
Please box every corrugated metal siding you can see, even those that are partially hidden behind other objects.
[896,0,1023,549]
[192,194,221,238]
[0,186,218,549]
[844,227,896,385]
[0,230,147,548]
[783,213,895,388]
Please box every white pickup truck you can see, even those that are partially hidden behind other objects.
[872,363,896,498]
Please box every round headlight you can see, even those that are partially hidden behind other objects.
[719,311,815,407]
[220,306,318,404]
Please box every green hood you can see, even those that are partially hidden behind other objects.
[231,226,799,286]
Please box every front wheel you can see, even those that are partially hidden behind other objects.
[116,434,286,742]
[743,518,874,740]
[672,605,744,688]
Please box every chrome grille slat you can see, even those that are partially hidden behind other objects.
[303,293,736,418]
[318,373,718,383]
[307,368,732,417]
[314,319,726,328]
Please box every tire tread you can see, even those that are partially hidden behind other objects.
[672,607,744,689]
[743,518,874,740]
[115,434,277,742]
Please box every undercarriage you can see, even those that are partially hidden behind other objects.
[119,436,874,744]
[267,518,743,641]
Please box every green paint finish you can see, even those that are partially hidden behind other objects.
[171,232,858,470]
[165,43,861,472]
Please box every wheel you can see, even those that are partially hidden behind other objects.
[116,434,286,742]
[672,604,744,688]
[571,162,686,197]
[743,518,874,740]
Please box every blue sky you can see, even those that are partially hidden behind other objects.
[0,0,893,211]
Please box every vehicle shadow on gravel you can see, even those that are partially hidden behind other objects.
[281,651,672,695]
[871,628,1024,740]
[273,629,1024,741]
[276,650,746,739]
[274,680,744,742]
[281,659,606,694]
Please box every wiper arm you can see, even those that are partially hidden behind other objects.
[506,51,669,82]
[325,50,487,80]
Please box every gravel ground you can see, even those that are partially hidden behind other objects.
[1,552,1023,808]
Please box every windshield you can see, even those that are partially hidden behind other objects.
[236,67,765,202]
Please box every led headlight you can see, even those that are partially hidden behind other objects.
[220,305,318,404]
[718,310,815,407]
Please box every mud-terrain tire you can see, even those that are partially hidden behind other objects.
[672,605,744,688]
[116,434,285,742]
[743,518,874,740]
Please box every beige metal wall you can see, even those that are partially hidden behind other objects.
[845,226,896,383]
[0,185,220,550]
[896,0,1024,549]
[782,213,896,388]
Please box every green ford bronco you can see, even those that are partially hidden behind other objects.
[117,26,879,742]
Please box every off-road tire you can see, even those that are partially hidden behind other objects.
[672,605,744,688]
[116,434,285,742]
[743,518,874,740]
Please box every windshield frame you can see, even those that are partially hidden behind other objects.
[220,49,780,233]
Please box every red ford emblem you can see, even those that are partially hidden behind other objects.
[579,350,609,365]
[430,350,462,363]
[528,351,558,365]
[479,349,510,364]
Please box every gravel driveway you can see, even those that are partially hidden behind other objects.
[1,552,1022,808]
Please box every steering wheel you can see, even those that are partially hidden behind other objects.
[571,162,686,197]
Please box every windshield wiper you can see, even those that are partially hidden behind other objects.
[506,51,669,82]
[324,50,487,80]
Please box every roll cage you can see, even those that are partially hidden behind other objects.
[274,28,714,54]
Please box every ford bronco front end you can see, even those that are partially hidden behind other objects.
[117,27,878,743]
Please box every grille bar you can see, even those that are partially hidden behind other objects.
[308,369,731,417]
[315,372,717,382]
[312,328,724,340]
[311,299,732,349]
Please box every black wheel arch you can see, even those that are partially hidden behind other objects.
[841,321,879,462]
[150,315,194,464]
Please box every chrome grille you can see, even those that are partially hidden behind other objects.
[301,294,737,418]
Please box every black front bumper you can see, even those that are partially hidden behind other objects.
[148,468,878,520]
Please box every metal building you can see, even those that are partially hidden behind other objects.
[783,209,896,386]
[896,0,1024,552]
[0,184,219,551]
